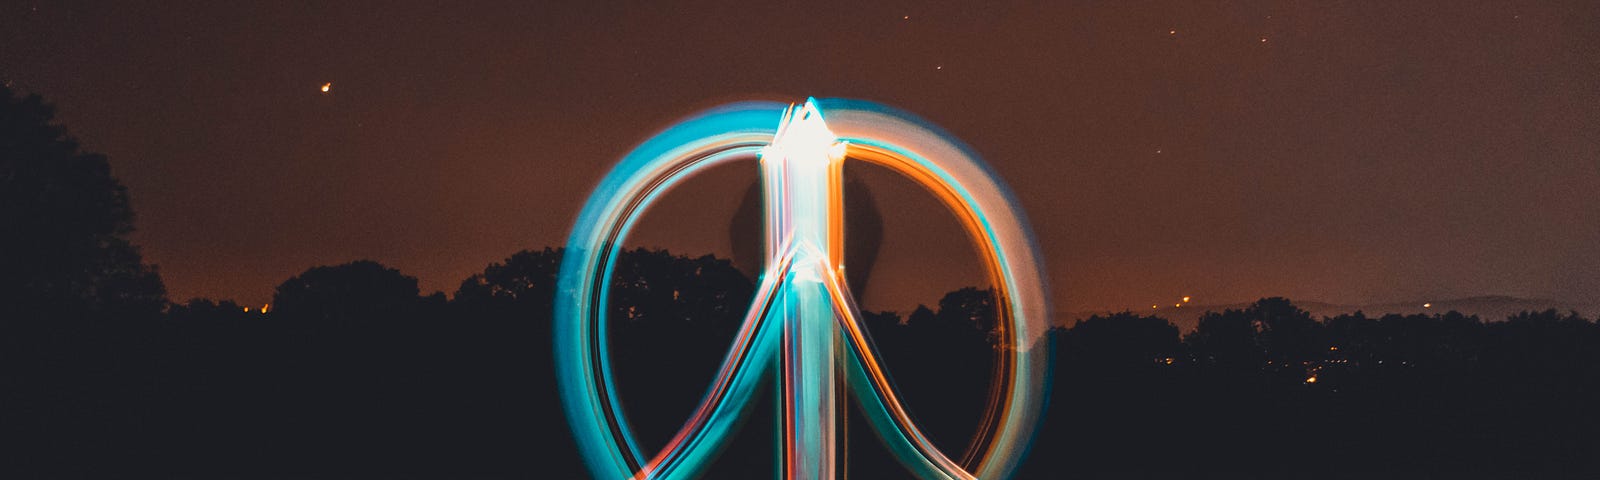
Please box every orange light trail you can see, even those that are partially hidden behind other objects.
[554,99,1051,479]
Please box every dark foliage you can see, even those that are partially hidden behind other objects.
[271,259,445,322]
[0,85,164,320]
[1027,303,1600,479]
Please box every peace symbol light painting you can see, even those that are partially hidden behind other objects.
[555,98,1052,480]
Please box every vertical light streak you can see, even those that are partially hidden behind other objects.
[782,260,837,480]
[762,101,846,479]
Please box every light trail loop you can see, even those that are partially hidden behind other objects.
[556,98,1052,480]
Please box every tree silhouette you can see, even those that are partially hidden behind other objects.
[933,286,1000,335]
[1252,296,1323,373]
[0,85,164,319]
[166,297,252,321]
[1,86,169,476]
[454,246,563,320]
[905,303,936,325]
[270,259,441,322]
[1185,305,1265,371]
[1062,311,1182,370]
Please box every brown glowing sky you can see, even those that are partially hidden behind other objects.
[3,1,1596,313]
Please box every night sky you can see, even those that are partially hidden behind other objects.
[3,1,1596,313]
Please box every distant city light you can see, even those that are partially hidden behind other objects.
[1423,303,1432,309]
[261,304,270,313]
[1305,376,1318,384]
[1182,296,1191,303]
[320,83,331,93]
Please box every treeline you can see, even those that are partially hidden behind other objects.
[1,247,988,478]
[1034,299,1600,478]
[7,247,1600,477]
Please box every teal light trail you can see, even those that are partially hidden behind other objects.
[555,98,1052,480]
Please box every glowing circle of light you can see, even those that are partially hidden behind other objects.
[555,98,1052,480]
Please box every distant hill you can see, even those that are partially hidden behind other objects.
[1057,295,1600,333]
